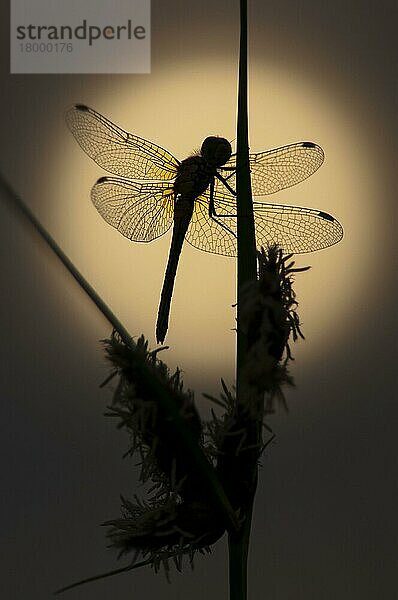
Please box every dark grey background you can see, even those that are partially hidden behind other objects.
[1,1,397,599]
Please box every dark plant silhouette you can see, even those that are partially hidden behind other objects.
[54,244,309,595]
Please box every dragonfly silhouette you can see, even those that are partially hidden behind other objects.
[66,105,343,343]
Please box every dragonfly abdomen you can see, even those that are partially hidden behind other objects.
[156,195,195,344]
[156,157,215,342]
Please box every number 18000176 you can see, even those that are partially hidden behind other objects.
[19,42,73,53]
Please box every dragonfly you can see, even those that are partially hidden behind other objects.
[66,104,343,344]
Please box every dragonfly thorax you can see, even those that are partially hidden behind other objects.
[174,155,214,199]
[173,138,231,200]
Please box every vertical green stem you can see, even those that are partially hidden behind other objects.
[228,1,259,599]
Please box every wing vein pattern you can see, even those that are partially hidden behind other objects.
[66,106,342,255]
[92,177,174,242]
[216,142,324,197]
[186,189,343,256]
[66,105,180,180]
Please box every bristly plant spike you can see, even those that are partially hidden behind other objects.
[55,243,308,595]
[102,247,307,560]
[239,246,310,413]
[101,333,227,563]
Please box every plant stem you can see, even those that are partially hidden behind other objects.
[236,0,257,366]
[228,0,259,598]
[0,171,133,348]
[236,0,257,399]
[54,558,152,595]
[228,503,254,600]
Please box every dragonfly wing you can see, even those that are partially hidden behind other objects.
[66,104,180,180]
[216,142,324,196]
[188,190,342,255]
[185,191,237,257]
[91,177,174,242]
[252,201,343,253]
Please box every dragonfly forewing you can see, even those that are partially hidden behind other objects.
[215,141,324,197]
[66,104,180,180]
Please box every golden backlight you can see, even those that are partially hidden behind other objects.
[41,57,381,393]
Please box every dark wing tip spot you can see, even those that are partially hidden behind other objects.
[75,104,89,111]
[302,141,316,148]
[97,176,108,184]
[318,211,334,222]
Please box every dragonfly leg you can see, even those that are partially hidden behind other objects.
[221,166,236,174]
[210,212,236,237]
[215,172,236,196]
[210,178,238,219]
[209,179,237,237]
[218,163,253,187]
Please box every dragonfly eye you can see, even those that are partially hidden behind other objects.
[201,136,232,167]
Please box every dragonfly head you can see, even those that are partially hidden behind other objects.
[201,136,232,167]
